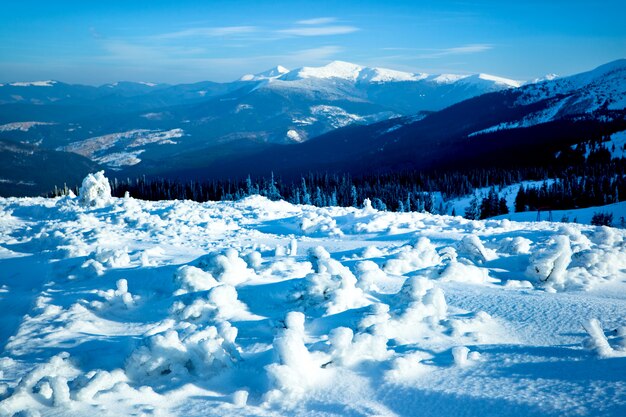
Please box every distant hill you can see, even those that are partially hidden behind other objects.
[0,139,100,197]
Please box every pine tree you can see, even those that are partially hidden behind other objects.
[301,178,311,205]
[465,193,481,220]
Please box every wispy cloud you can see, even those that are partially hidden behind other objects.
[288,45,343,61]
[277,25,359,37]
[153,26,257,40]
[415,44,492,59]
[297,17,337,25]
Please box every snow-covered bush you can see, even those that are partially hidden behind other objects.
[451,346,481,367]
[438,260,496,285]
[126,322,240,382]
[265,312,327,399]
[354,260,386,292]
[385,351,434,383]
[0,353,79,415]
[92,279,138,310]
[174,265,219,294]
[371,277,449,344]
[327,327,389,366]
[456,235,496,264]
[383,237,441,275]
[358,302,391,332]
[498,236,532,255]
[73,369,127,402]
[295,247,369,314]
[526,235,572,291]
[174,284,249,322]
[94,247,131,268]
[399,276,447,322]
[582,319,626,358]
[78,171,112,208]
[299,211,342,236]
[197,248,256,286]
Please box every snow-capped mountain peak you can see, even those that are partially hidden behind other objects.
[240,65,290,81]
[287,60,364,81]
[459,73,522,88]
[427,74,469,84]
[516,58,626,110]
[238,60,526,89]
[357,67,427,83]
[283,61,430,83]
[426,73,520,88]
[526,73,559,84]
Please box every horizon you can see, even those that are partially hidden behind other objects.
[2,57,625,87]
[1,0,625,85]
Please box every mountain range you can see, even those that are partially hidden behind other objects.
[0,59,624,196]
[183,59,624,180]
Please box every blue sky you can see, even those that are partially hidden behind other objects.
[1,0,624,84]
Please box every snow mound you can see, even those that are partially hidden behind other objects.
[78,171,112,208]
[383,237,441,275]
[126,322,240,383]
[265,312,328,401]
[294,246,370,314]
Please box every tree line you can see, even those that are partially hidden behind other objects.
[48,155,626,219]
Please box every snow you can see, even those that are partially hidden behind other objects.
[7,81,57,87]
[526,73,559,84]
[310,105,364,129]
[607,130,626,159]
[0,122,54,132]
[516,59,626,112]
[467,60,626,136]
[428,73,469,84]
[78,171,112,208]
[278,60,515,86]
[446,180,554,217]
[289,61,364,81]
[494,200,626,225]
[61,129,183,168]
[286,129,303,142]
[1,172,626,416]
[240,65,290,81]
[458,73,521,88]
[426,73,520,88]
[357,67,427,83]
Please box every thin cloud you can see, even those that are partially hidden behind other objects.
[153,26,257,40]
[416,44,492,59]
[297,17,337,25]
[277,25,359,37]
[288,45,343,61]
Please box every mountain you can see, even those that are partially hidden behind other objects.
[239,65,290,81]
[0,138,100,197]
[0,61,520,179]
[159,59,626,180]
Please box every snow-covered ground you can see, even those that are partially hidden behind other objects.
[1,172,626,417]
[446,180,552,217]
[448,179,626,227]
[60,129,184,169]
[494,201,626,225]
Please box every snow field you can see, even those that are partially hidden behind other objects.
[1,174,626,416]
